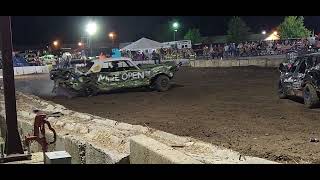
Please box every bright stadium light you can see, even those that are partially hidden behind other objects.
[172,22,179,30]
[78,42,83,46]
[53,40,58,47]
[108,32,116,46]
[85,21,98,57]
[109,32,115,39]
[86,22,97,36]
[172,22,180,41]
[262,30,266,35]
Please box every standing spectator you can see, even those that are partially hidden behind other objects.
[209,45,213,59]
[152,50,160,64]
[212,45,218,59]
[224,44,229,59]
[159,48,164,60]
[231,43,236,57]
[217,44,223,59]
[237,43,243,57]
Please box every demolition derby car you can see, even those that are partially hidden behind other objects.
[278,53,320,108]
[50,57,182,96]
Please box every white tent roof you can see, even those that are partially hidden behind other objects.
[121,38,164,51]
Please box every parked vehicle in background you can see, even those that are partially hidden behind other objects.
[24,53,37,62]
[162,40,192,49]
[40,54,57,65]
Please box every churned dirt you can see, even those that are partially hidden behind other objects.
[15,67,320,163]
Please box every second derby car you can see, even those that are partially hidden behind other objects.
[278,53,320,108]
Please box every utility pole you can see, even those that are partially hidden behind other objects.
[0,16,24,155]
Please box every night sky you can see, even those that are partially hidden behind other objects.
[11,16,320,47]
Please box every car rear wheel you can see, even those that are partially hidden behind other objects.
[278,80,287,99]
[154,75,170,92]
[303,83,319,108]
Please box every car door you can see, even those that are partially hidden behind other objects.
[96,60,150,91]
[290,58,308,96]
[282,58,299,87]
[96,61,122,91]
[117,60,150,88]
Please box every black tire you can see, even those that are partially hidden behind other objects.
[278,80,287,99]
[87,87,98,97]
[78,86,98,97]
[303,83,319,108]
[154,75,170,92]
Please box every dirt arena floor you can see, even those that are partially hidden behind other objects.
[15,67,320,163]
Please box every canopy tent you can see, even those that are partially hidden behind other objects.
[0,53,30,68]
[120,38,164,51]
[12,55,30,67]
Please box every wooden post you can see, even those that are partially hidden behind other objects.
[0,16,24,155]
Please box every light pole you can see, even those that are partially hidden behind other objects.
[85,21,97,57]
[174,29,178,41]
[172,22,179,41]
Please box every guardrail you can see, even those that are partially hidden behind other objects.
[190,58,286,68]
[0,66,49,76]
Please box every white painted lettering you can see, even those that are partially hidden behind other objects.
[132,72,138,79]
[98,71,151,82]
[137,72,144,79]
[122,73,128,80]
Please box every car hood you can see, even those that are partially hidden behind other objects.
[140,64,170,70]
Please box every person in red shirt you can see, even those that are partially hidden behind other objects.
[99,52,107,60]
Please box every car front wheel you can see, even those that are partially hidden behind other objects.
[154,75,170,92]
[303,83,319,108]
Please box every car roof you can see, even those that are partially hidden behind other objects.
[93,57,132,62]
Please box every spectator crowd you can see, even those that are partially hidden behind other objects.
[121,48,196,61]
[201,39,314,59]
[11,38,319,67]
[122,38,320,61]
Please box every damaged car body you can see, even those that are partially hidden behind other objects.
[49,57,182,96]
[278,53,320,108]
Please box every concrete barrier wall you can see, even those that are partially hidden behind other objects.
[35,66,49,73]
[248,59,266,67]
[190,58,285,68]
[0,66,49,76]
[23,66,37,74]
[266,59,284,67]
[219,60,232,67]
[130,135,202,164]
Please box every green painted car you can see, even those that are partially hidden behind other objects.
[50,57,182,96]
[40,54,57,65]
